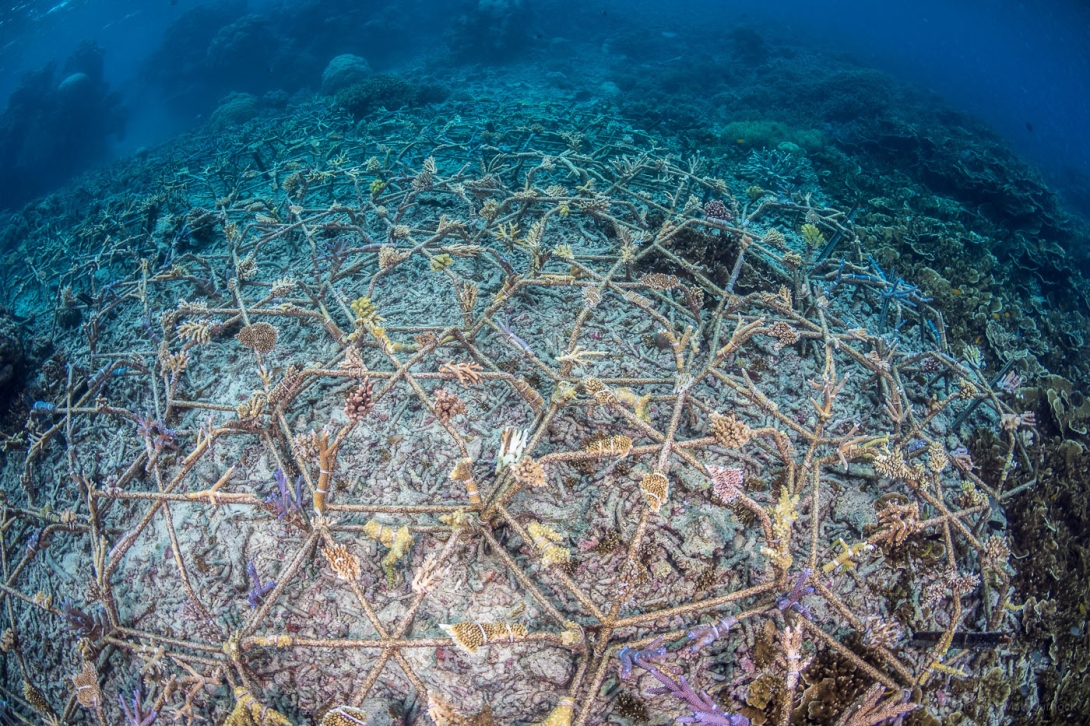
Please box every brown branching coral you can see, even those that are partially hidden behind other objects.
[0,627,15,652]
[583,434,633,458]
[710,412,753,448]
[434,387,467,422]
[441,620,529,654]
[440,360,485,385]
[511,455,547,488]
[768,320,800,348]
[834,684,916,726]
[709,465,745,504]
[873,499,920,547]
[639,470,670,511]
[343,377,375,421]
[860,615,903,651]
[23,681,55,719]
[640,272,681,291]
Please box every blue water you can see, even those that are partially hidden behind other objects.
[0,0,1087,219]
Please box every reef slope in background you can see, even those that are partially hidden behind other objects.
[0,60,1086,726]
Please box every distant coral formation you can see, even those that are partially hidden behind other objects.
[0,41,126,209]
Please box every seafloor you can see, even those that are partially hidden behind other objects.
[0,61,1086,726]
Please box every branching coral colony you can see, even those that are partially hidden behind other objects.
[0,100,1035,726]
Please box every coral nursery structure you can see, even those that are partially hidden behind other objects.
[0,100,1037,725]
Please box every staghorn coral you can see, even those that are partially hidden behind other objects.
[511,455,547,488]
[363,519,414,586]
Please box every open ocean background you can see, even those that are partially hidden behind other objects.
[0,0,1088,221]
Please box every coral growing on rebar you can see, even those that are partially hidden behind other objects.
[0,96,1043,726]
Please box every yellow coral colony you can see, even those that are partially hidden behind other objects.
[363,519,414,586]
[223,687,293,726]
[800,222,825,248]
[532,697,576,726]
[612,387,653,422]
[761,487,800,570]
[640,470,670,512]
[527,520,571,566]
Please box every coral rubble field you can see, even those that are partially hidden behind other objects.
[0,78,1083,726]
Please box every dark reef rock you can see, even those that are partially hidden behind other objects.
[447,0,535,63]
[334,75,448,120]
[0,309,25,415]
[206,15,280,92]
[0,41,127,211]
[0,313,22,388]
[321,54,373,96]
[208,92,262,132]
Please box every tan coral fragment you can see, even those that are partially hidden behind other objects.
[441,621,529,654]
[527,521,571,566]
[640,470,670,512]
[321,542,361,582]
[511,455,547,488]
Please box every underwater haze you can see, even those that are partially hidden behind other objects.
[0,0,1086,215]
[0,0,1089,216]
[1,2,1090,726]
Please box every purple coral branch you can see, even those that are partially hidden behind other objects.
[266,468,303,519]
[616,638,749,725]
[120,688,158,726]
[641,663,749,726]
[617,637,668,680]
[776,569,814,620]
[497,315,535,355]
[134,412,177,456]
[246,562,276,609]
[686,614,739,653]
